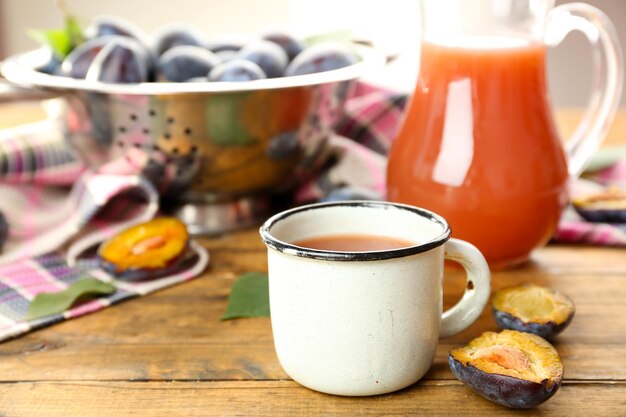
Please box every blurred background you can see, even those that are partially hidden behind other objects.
[0,0,624,106]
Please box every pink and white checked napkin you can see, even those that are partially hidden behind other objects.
[0,123,209,342]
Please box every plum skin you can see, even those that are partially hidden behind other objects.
[262,31,305,61]
[236,40,288,78]
[61,36,114,79]
[152,26,205,57]
[574,207,626,223]
[492,309,575,340]
[86,37,151,83]
[157,45,220,82]
[285,42,358,77]
[208,59,266,82]
[448,354,561,409]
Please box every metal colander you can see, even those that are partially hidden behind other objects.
[1,46,383,234]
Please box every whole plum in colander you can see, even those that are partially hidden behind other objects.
[86,37,151,83]
[215,50,238,63]
[206,38,246,53]
[262,31,305,61]
[157,45,221,82]
[86,15,148,44]
[236,40,288,78]
[152,25,205,57]
[38,16,364,83]
[208,59,266,82]
[60,36,115,79]
[285,42,358,77]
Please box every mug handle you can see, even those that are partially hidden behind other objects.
[440,238,491,338]
[545,3,623,178]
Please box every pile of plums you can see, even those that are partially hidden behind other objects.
[38,16,359,84]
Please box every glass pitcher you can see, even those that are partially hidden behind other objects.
[387,0,623,268]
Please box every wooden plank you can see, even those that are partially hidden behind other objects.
[1,380,625,417]
[0,102,47,128]
[1,270,624,382]
[1,334,623,382]
[528,246,626,274]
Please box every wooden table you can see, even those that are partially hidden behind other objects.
[1,107,625,416]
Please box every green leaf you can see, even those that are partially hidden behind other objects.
[28,28,72,58]
[27,7,85,58]
[65,14,86,48]
[221,272,270,320]
[26,278,116,321]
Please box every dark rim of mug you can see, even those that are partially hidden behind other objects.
[259,201,451,262]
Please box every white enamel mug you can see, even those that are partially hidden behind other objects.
[259,201,490,396]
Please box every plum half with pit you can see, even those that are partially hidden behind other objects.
[449,330,564,409]
[157,45,221,82]
[285,41,358,76]
[86,37,151,83]
[491,284,575,339]
[236,40,288,78]
[572,186,626,223]
[209,59,266,82]
[98,217,190,281]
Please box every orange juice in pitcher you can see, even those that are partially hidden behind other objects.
[387,0,623,268]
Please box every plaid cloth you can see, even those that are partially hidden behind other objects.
[0,242,208,341]
[0,168,209,342]
[0,118,84,185]
[0,172,159,264]
[552,163,626,245]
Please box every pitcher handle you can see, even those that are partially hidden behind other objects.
[545,3,624,178]
[440,238,491,339]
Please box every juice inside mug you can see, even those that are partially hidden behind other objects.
[387,36,569,267]
[294,234,415,252]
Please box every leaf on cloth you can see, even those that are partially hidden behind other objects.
[221,272,270,320]
[26,278,115,321]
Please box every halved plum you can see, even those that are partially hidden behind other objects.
[449,330,563,409]
[491,284,575,339]
[573,186,626,223]
[98,217,189,281]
